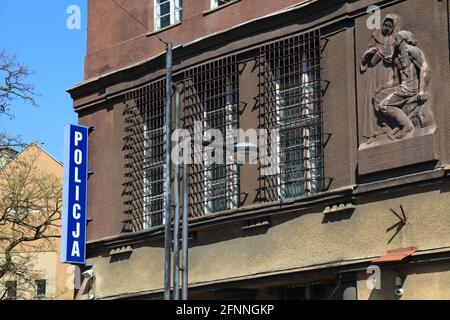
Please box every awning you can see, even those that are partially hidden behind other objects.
[372,247,418,263]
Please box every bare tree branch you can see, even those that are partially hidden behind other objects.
[0,50,38,118]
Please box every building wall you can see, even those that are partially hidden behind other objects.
[357,262,450,300]
[77,178,450,299]
[72,0,450,299]
[85,0,313,79]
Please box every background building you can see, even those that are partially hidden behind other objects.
[0,144,74,300]
[69,0,450,300]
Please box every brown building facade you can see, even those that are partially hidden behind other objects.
[69,0,450,300]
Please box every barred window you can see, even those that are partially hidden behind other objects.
[154,0,182,31]
[184,56,240,216]
[258,30,324,201]
[124,80,166,232]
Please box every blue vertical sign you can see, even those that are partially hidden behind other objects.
[61,124,89,264]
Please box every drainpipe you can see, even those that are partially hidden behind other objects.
[163,42,173,301]
[182,152,189,300]
[173,84,181,300]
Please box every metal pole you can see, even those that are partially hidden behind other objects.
[182,162,189,300]
[172,85,181,300]
[163,42,173,301]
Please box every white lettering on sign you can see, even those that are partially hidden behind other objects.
[74,149,83,165]
[73,203,81,220]
[70,130,85,259]
[71,241,80,258]
[72,222,81,239]
[74,131,83,146]
[74,167,82,183]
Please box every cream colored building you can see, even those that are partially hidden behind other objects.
[0,144,74,300]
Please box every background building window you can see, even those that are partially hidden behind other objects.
[35,280,46,298]
[154,0,183,31]
[211,0,233,9]
[258,30,324,202]
[5,281,17,300]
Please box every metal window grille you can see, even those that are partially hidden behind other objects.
[183,56,240,218]
[258,29,324,202]
[123,79,166,232]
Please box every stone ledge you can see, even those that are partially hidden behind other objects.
[358,129,438,176]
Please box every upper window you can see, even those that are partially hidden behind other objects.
[154,0,183,31]
[211,0,234,10]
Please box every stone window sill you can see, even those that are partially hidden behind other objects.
[146,22,182,37]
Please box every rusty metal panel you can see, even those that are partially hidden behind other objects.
[372,247,418,263]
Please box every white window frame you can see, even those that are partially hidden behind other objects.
[143,117,165,229]
[211,0,232,10]
[154,0,183,31]
[275,55,317,200]
[203,77,239,215]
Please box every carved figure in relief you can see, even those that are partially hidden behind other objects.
[360,14,401,142]
[373,30,434,140]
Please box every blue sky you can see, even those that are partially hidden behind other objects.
[0,1,87,161]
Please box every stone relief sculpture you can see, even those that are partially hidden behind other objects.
[373,30,435,140]
[360,14,401,142]
[360,16,435,146]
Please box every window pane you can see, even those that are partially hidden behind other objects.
[36,280,46,297]
[212,0,233,9]
[159,14,171,29]
[156,0,170,17]
[155,0,183,30]
[6,281,17,300]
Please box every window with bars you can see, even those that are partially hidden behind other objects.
[154,0,182,31]
[211,0,234,9]
[122,31,324,232]
[258,30,324,202]
[123,80,166,232]
[184,56,240,217]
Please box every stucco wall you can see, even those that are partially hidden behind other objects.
[358,262,450,300]
[84,180,450,299]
